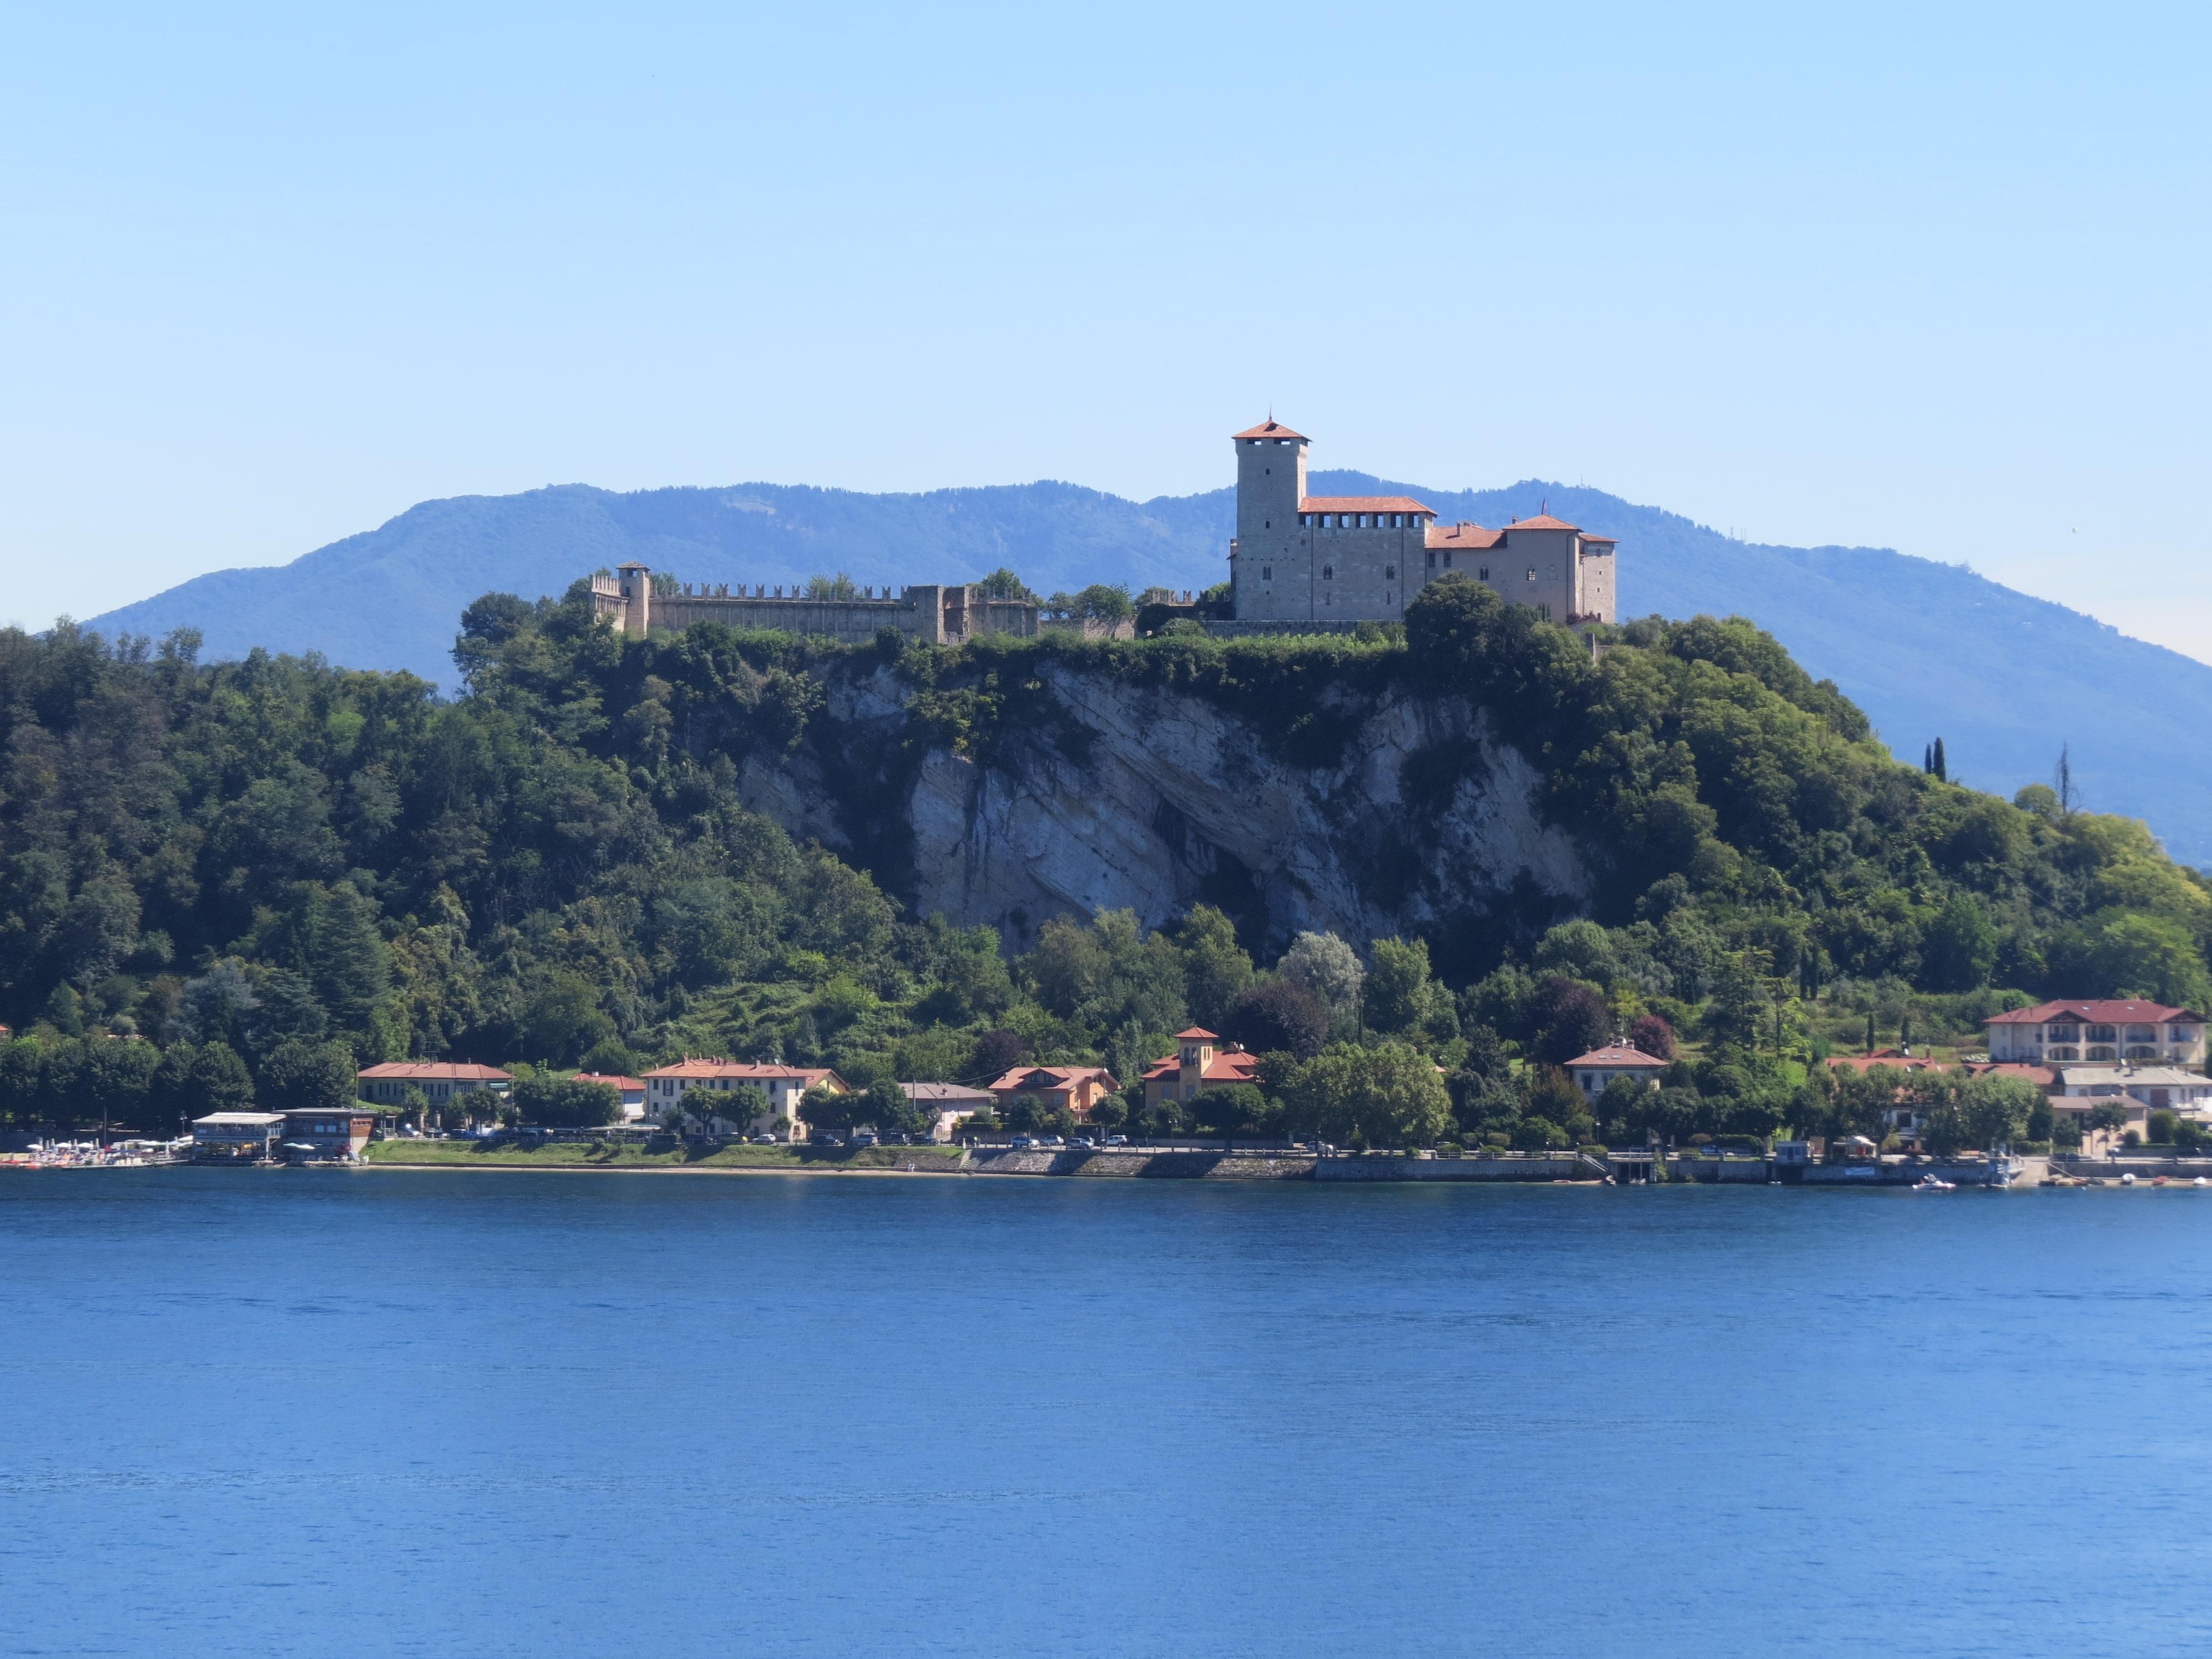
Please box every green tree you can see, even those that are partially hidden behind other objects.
[513,1074,622,1128]
[1366,937,1440,1039]
[516,972,617,1066]
[1275,1042,1452,1149]
[975,568,1039,603]
[259,1039,358,1112]
[185,1042,255,1117]
[1959,1072,2040,1151]
[1175,906,1254,1029]
[2049,910,2212,1009]
[1223,978,1330,1060]
[84,1037,161,1132]
[1277,931,1364,1021]
[1921,893,1997,992]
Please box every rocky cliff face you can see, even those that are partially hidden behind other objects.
[730,657,1590,963]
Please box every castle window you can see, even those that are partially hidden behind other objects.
[1261,565,1272,582]
[1478,566,1488,581]
[1444,551,1453,569]
[1537,603,1551,622]
[1426,551,1435,568]
[1527,568,1537,581]
[1264,520,1269,529]
[1393,514,1404,528]
[1322,564,1334,581]
[1385,565,1395,581]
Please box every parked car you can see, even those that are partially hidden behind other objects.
[1067,1136,1095,1150]
[1102,1134,1128,1147]
[1036,1134,1065,1149]
[1010,1134,1036,1149]
[750,1133,777,1144]
[811,1134,844,1148]
[851,1132,879,1148]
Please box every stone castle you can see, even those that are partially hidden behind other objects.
[586,419,1619,644]
[1228,419,1618,627]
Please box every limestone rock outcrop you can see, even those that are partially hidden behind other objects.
[732,659,1590,957]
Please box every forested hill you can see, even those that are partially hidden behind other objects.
[83,472,2212,865]
[4,581,2210,1155]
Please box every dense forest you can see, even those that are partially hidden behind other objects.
[4,573,2207,1150]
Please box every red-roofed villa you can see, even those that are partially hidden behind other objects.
[1983,1000,2205,1065]
[1141,1029,1263,1109]
[1563,1044,1667,1103]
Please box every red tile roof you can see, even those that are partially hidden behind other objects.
[1564,1045,1667,1069]
[1502,514,1579,533]
[1142,1050,1264,1084]
[1426,521,1504,550]
[358,1062,513,1082]
[1174,1028,1219,1041]
[1301,495,1433,515]
[1985,1000,2204,1025]
[574,1072,645,1092]
[1234,420,1308,441]
[1824,1055,1952,1075]
[1580,534,1616,545]
[989,1065,1120,1094]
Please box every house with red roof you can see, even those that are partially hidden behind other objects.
[641,1059,847,1139]
[1227,420,1619,628]
[1563,1044,1667,1104]
[573,1073,647,1121]
[988,1065,1120,1122]
[1983,1001,2205,1066]
[1140,1029,1263,1109]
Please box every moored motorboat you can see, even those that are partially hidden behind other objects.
[1912,1175,1956,1192]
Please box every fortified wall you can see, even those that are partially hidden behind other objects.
[590,561,1040,646]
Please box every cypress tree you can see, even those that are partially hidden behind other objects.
[1932,737,1948,782]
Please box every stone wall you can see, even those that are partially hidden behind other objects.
[1314,1155,1597,1182]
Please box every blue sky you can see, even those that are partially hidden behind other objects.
[4,2,2206,657]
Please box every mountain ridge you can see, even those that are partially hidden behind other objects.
[82,471,2212,864]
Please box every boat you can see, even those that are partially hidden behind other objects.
[1912,1175,1956,1192]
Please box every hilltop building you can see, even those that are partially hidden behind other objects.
[590,564,1040,646]
[1226,419,1619,627]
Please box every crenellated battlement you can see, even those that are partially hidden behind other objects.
[587,565,1039,646]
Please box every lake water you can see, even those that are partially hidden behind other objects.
[3,1168,2208,1658]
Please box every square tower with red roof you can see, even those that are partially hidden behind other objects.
[1228,420,1618,628]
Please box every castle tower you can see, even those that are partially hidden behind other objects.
[616,560,651,638]
[1232,419,1308,620]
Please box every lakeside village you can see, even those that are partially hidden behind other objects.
[14,1000,2212,1191]
[11,420,2212,1193]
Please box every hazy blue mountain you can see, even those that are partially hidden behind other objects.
[85,470,2212,864]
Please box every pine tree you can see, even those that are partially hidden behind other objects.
[1932,737,1947,782]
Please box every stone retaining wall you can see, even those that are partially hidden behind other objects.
[967,1150,1314,1179]
[1313,1155,1592,1182]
